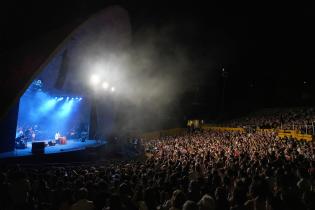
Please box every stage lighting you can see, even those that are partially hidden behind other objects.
[58,99,74,117]
[102,82,109,89]
[111,87,115,92]
[90,74,100,85]
[79,98,82,101]
[66,97,69,101]
[39,98,57,113]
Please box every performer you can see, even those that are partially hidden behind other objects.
[31,130,36,142]
[33,125,39,133]
[26,127,36,142]
[16,127,24,138]
[69,128,76,139]
[55,132,61,140]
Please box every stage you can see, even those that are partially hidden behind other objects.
[0,139,106,159]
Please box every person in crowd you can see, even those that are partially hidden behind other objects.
[182,200,198,210]
[197,194,215,210]
[71,187,94,210]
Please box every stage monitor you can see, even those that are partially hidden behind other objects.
[32,142,45,154]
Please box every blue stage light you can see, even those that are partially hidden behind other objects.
[58,99,74,117]
[39,98,57,113]
[17,77,90,142]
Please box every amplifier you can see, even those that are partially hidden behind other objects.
[32,142,46,154]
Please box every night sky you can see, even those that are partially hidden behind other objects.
[1,1,315,120]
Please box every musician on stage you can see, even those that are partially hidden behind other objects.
[55,132,61,140]
[31,129,36,142]
[16,127,24,138]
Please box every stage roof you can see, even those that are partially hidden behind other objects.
[0,5,131,119]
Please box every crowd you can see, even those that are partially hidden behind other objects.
[1,129,315,210]
[225,107,315,131]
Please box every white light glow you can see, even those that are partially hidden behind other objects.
[111,87,115,92]
[102,82,109,89]
[90,74,100,85]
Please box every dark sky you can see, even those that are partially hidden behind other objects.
[1,1,315,119]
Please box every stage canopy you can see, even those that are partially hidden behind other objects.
[0,5,131,152]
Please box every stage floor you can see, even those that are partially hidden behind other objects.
[0,139,106,159]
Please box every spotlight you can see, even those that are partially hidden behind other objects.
[102,82,109,89]
[66,97,69,101]
[79,97,82,101]
[71,98,74,100]
[90,74,100,85]
[111,87,115,92]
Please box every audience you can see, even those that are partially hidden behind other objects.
[224,107,315,131]
[1,120,315,210]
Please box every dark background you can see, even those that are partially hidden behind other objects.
[1,0,315,121]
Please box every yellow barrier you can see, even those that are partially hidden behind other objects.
[256,128,276,132]
[201,125,245,132]
[187,120,201,128]
[294,134,313,141]
[277,130,313,141]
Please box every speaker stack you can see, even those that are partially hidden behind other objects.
[32,142,46,154]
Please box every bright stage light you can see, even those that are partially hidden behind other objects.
[39,98,57,113]
[102,82,109,89]
[66,97,69,101]
[58,99,75,117]
[79,97,82,101]
[111,87,115,92]
[90,74,100,85]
